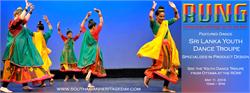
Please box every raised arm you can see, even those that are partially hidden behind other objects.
[57,21,63,36]
[44,15,52,30]
[80,11,91,32]
[149,1,157,21]
[94,8,103,26]
[169,1,180,20]
[73,32,81,41]
[43,15,53,39]
[24,3,34,22]
[19,0,31,20]
[57,22,67,41]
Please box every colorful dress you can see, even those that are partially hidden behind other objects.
[137,19,180,84]
[78,24,106,77]
[32,30,54,77]
[1,17,52,84]
[59,34,81,72]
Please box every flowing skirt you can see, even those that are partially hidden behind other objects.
[1,60,53,84]
[144,43,178,84]
[81,48,106,77]
[60,63,81,72]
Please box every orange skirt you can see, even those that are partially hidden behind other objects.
[82,48,106,77]
[60,63,81,72]
[144,45,178,84]
[1,60,53,84]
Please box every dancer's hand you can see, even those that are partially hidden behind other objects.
[84,11,91,21]
[23,3,34,23]
[81,11,91,31]
[43,15,49,23]
[169,1,179,19]
[94,8,101,14]
[57,22,61,30]
[169,1,176,8]
[86,11,91,18]
[84,11,91,20]
[30,4,35,12]
[152,1,157,9]
[87,11,92,17]
[94,8,103,25]
[25,0,32,9]
[57,22,63,35]
[149,1,157,20]
[25,0,29,7]
[44,15,52,29]
[57,21,63,36]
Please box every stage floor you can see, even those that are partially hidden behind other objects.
[6,78,181,92]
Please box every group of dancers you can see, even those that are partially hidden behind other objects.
[0,0,180,93]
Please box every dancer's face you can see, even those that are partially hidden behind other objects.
[67,33,72,38]
[156,12,165,24]
[15,13,21,17]
[14,12,21,19]
[91,25,96,31]
[37,28,44,32]
[14,9,22,18]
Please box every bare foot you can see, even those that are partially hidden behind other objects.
[22,86,33,91]
[87,83,95,88]
[39,83,46,87]
[64,75,69,82]
[87,83,95,91]
[0,87,13,93]
[144,76,150,88]
[162,87,176,93]
[49,78,54,85]
[73,75,79,82]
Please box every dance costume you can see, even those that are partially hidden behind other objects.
[1,17,52,84]
[59,34,81,72]
[78,24,106,77]
[32,29,54,77]
[137,19,180,84]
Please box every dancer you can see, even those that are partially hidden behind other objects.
[0,0,52,92]
[78,8,106,88]
[32,15,54,87]
[137,1,180,92]
[57,22,82,82]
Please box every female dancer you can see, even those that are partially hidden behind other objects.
[0,0,52,92]
[32,15,54,87]
[57,22,82,82]
[137,1,180,92]
[78,8,106,88]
